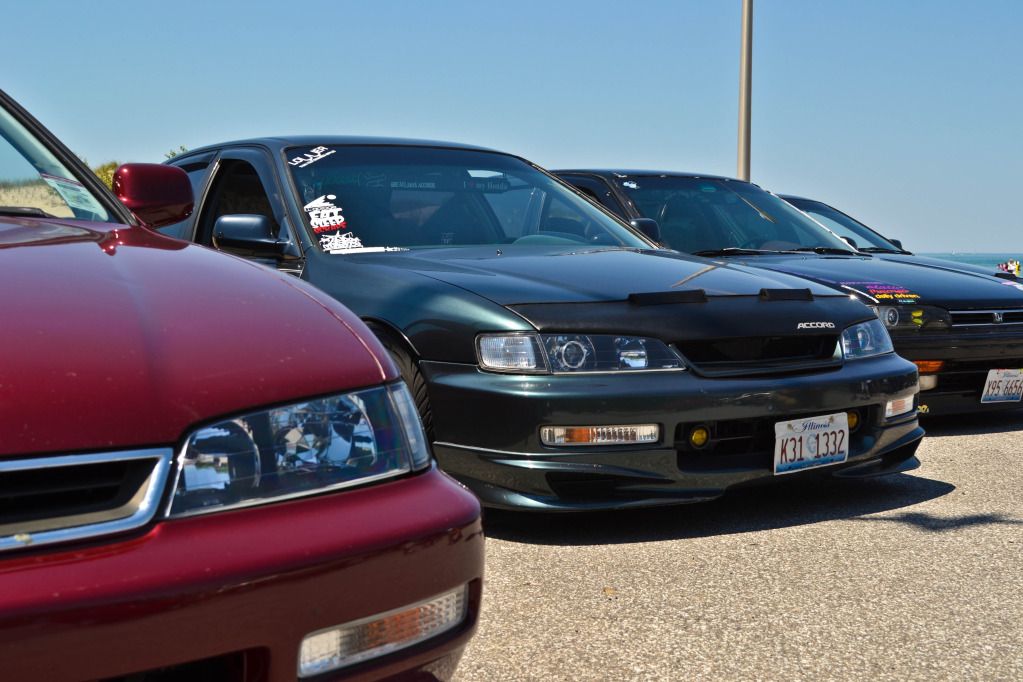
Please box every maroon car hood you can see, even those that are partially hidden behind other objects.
[0,219,392,457]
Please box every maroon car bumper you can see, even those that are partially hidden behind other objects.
[0,468,483,682]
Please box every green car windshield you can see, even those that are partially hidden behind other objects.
[285,145,650,253]
[614,176,854,255]
[0,104,112,222]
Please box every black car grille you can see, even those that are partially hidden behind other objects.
[675,406,880,472]
[675,334,840,376]
[0,448,172,552]
[949,309,1023,328]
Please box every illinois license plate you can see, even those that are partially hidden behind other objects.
[981,368,1023,403]
[773,412,849,475]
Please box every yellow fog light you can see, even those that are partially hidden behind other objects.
[846,411,860,431]
[298,586,468,677]
[540,424,659,446]
[689,426,710,448]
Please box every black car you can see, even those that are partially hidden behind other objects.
[141,139,922,511]
[781,194,1021,280]
[555,169,1023,416]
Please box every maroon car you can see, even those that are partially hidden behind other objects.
[0,89,482,681]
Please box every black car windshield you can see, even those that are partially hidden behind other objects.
[285,145,649,253]
[614,176,854,255]
[784,197,902,252]
[0,103,113,222]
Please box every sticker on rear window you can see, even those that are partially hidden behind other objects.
[288,146,336,168]
[304,194,347,234]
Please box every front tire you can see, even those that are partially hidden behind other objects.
[372,328,435,441]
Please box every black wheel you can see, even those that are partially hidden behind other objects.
[371,327,434,441]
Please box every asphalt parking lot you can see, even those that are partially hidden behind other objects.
[455,411,1023,681]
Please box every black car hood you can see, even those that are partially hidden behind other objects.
[367,246,848,304]
[739,254,1023,309]
[876,253,1014,280]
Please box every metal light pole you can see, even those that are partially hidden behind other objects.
[737,0,753,181]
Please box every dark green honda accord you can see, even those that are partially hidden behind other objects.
[144,138,923,510]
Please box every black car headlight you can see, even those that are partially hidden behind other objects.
[166,383,431,517]
[870,305,951,332]
[476,333,684,373]
[841,319,895,360]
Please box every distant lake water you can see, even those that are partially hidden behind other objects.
[920,253,1021,270]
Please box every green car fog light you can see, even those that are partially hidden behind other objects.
[688,426,711,448]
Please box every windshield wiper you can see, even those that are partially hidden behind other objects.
[0,206,56,218]
[857,246,905,254]
[692,247,788,257]
[792,246,857,255]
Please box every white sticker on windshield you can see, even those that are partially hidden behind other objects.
[622,181,638,189]
[39,173,106,215]
[318,230,408,255]
[304,194,347,234]
[319,231,364,252]
[288,146,336,168]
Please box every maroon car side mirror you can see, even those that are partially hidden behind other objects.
[113,163,193,229]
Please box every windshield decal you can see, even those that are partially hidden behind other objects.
[840,280,921,303]
[304,194,347,234]
[318,229,408,255]
[288,146,336,168]
[622,181,638,189]
[39,173,105,215]
[319,231,364,252]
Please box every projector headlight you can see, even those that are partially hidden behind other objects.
[841,319,895,360]
[870,305,950,332]
[477,333,684,373]
[167,383,431,517]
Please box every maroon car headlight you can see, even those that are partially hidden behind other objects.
[166,383,432,517]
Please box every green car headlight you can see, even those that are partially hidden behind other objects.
[167,383,431,517]
[477,333,684,373]
[841,319,895,360]
[870,305,951,332]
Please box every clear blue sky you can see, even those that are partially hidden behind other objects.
[4,0,1020,251]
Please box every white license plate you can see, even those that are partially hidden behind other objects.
[773,412,849,475]
[981,368,1023,403]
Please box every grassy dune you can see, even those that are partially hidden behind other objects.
[0,179,74,217]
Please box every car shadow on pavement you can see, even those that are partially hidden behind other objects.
[483,473,957,546]
[921,409,1023,437]
[848,511,1023,532]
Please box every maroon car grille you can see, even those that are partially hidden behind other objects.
[0,448,173,552]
